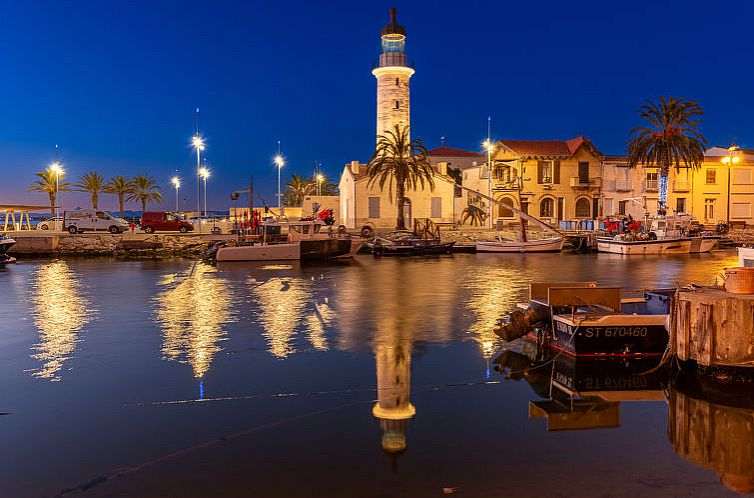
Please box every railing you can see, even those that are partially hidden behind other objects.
[570,177,601,188]
[643,180,658,192]
[673,180,691,192]
[615,179,632,192]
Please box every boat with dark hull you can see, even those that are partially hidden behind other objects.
[0,234,17,264]
[495,282,673,357]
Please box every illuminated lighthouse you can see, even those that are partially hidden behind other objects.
[372,7,414,142]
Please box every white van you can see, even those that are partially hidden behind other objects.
[63,209,129,234]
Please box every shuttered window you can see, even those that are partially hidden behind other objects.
[431,197,442,218]
[368,197,380,218]
[553,160,561,184]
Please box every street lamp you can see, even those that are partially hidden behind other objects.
[721,145,741,227]
[49,161,64,224]
[483,138,494,229]
[274,155,285,215]
[192,134,205,229]
[316,173,324,196]
[199,167,210,217]
[171,176,181,212]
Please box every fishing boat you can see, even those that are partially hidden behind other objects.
[0,234,17,264]
[495,282,672,357]
[465,179,565,253]
[213,221,365,262]
[365,219,455,256]
[598,213,717,255]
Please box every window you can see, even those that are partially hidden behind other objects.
[431,197,442,218]
[575,198,591,218]
[603,198,613,215]
[540,197,554,218]
[646,171,658,190]
[578,162,590,184]
[676,198,687,214]
[706,169,716,184]
[704,199,715,220]
[497,196,514,218]
[494,165,516,182]
[395,100,400,109]
[537,161,553,184]
[557,197,564,220]
[618,200,627,215]
[593,196,599,218]
[368,197,380,218]
[395,78,400,86]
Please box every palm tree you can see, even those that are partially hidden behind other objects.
[626,96,707,215]
[127,174,162,214]
[29,169,71,219]
[284,174,314,207]
[75,172,106,209]
[104,176,136,218]
[365,125,435,230]
[314,174,338,196]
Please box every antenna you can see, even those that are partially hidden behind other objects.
[440,136,446,146]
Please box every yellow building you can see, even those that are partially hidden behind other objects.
[462,136,603,226]
[601,147,754,226]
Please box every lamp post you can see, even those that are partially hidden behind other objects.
[199,167,210,217]
[192,134,205,230]
[482,116,494,229]
[171,177,181,212]
[316,173,324,196]
[721,145,741,227]
[49,161,63,225]
[274,155,285,216]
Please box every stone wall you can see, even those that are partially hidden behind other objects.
[9,233,216,258]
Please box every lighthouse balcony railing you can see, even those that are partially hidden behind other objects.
[373,54,415,69]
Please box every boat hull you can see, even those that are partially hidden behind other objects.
[597,237,716,255]
[0,239,16,264]
[531,316,669,357]
[476,237,564,253]
[215,238,360,262]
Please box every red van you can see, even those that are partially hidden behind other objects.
[140,212,194,233]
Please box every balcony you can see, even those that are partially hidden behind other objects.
[615,179,632,192]
[673,180,691,192]
[643,180,658,192]
[570,177,601,189]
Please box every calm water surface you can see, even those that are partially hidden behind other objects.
[0,251,748,497]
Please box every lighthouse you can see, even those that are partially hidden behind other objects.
[372,7,414,142]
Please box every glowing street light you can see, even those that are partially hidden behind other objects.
[199,167,210,217]
[49,161,64,223]
[483,116,494,229]
[722,145,741,226]
[316,173,324,196]
[171,176,181,212]
[274,154,285,215]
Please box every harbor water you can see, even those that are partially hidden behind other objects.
[0,250,749,497]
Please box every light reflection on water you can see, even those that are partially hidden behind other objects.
[29,260,94,380]
[154,263,236,378]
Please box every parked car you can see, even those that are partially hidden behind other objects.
[63,210,129,234]
[37,216,63,231]
[141,212,194,233]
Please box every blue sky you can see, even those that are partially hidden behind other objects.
[2,0,753,211]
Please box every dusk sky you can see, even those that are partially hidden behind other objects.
[2,0,753,212]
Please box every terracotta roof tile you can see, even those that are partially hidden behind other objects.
[428,146,482,158]
[499,136,601,158]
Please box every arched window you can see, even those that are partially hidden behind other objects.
[575,198,591,218]
[497,196,515,218]
[540,197,555,218]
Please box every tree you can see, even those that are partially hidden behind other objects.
[284,174,314,207]
[365,125,435,230]
[75,172,106,209]
[29,169,71,219]
[127,174,162,214]
[314,174,338,196]
[626,96,707,215]
[104,176,136,218]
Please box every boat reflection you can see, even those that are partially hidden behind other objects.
[495,340,664,431]
[29,260,93,381]
[668,378,754,494]
[154,263,236,378]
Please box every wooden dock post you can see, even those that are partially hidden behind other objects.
[673,288,754,377]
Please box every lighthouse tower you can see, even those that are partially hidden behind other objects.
[372,341,415,455]
[372,7,414,142]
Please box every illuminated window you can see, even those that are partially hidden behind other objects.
[704,198,715,220]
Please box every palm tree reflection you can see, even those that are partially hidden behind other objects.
[154,264,236,378]
[30,260,93,381]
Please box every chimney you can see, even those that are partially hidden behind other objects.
[437,161,448,176]
[350,160,360,175]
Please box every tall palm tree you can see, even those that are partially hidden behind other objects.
[366,125,435,230]
[103,176,136,218]
[75,172,106,209]
[284,174,314,207]
[626,96,707,215]
[127,174,162,214]
[29,169,71,219]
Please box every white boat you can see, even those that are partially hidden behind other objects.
[739,247,754,267]
[476,236,564,253]
[215,221,364,262]
[0,234,17,264]
[597,236,717,255]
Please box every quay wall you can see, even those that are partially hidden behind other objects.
[8,233,225,258]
